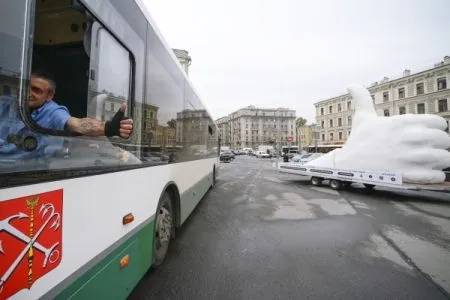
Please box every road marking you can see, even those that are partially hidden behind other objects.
[310,186,340,196]
[384,226,450,294]
[263,203,316,221]
[307,198,356,216]
[263,192,356,221]
[264,176,283,183]
[392,202,450,240]
[362,233,413,271]
[350,200,371,210]
[409,203,450,219]
[264,194,277,201]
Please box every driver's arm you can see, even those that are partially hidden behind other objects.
[65,103,133,138]
[66,117,106,136]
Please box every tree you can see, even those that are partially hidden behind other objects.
[167,119,177,128]
[295,117,307,128]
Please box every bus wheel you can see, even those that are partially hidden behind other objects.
[153,191,174,267]
[329,179,342,190]
[311,177,322,186]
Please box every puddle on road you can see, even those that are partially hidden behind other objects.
[383,226,450,293]
[361,234,413,272]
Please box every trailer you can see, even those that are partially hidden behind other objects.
[277,162,450,193]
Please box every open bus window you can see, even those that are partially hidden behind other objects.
[29,0,132,134]
[0,0,140,174]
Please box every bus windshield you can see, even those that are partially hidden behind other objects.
[0,0,31,170]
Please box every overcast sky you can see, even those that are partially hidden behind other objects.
[142,0,450,123]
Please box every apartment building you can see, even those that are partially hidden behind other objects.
[315,56,450,145]
[216,116,230,147]
[216,106,296,150]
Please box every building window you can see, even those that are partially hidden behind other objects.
[347,101,351,109]
[383,92,389,102]
[338,132,343,140]
[416,82,424,95]
[438,99,448,112]
[437,77,447,90]
[321,121,324,128]
[417,103,425,114]
[347,116,352,126]
[330,133,334,140]
[338,103,342,112]
[329,119,333,127]
[384,109,390,116]
[338,118,342,126]
[322,134,325,141]
[399,106,406,115]
[320,107,324,115]
[398,87,405,99]
[329,106,332,113]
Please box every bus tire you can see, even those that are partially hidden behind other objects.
[329,179,342,190]
[153,191,174,268]
[311,177,322,186]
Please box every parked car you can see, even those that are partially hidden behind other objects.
[220,151,234,162]
[256,150,270,158]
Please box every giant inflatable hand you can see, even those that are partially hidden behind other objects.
[305,85,450,184]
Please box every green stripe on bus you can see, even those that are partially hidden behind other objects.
[53,216,155,300]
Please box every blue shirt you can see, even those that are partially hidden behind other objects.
[0,96,71,164]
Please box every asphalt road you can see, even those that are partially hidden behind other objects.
[129,156,450,300]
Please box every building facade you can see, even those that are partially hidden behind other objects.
[297,124,321,150]
[315,56,450,145]
[216,116,230,147]
[216,106,296,150]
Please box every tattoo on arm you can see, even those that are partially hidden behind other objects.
[69,118,106,136]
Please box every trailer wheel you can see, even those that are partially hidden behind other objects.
[364,184,375,190]
[311,177,323,186]
[329,179,342,190]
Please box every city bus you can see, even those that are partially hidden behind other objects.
[0,0,219,299]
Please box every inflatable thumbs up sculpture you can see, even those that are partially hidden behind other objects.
[305,85,450,184]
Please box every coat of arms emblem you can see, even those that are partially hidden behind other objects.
[0,189,63,300]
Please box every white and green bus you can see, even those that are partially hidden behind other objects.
[0,0,219,299]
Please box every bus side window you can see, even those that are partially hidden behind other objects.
[87,27,132,123]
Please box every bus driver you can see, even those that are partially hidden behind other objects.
[28,69,133,138]
[0,69,133,163]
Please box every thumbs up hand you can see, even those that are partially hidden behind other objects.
[305,85,450,184]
